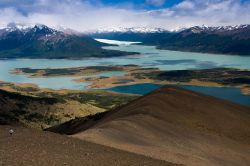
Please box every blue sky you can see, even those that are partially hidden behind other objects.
[0,0,249,31]
[95,0,249,9]
[97,0,183,9]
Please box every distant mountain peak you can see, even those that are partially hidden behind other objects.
[187,24,250,33]
[0,23,59,33]
[4,22,33,32]
[32,24,58,35]
[86,24,250,34]
[87,27,169,33]
[0,23,134,59]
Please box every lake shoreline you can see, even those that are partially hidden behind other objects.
[9,65,250,96]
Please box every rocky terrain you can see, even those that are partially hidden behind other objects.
[0,125,175,166]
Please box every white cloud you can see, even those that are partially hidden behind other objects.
[0,0,249,31]
[175,1,194,9]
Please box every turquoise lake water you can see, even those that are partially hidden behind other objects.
[0,44,250,90]
[109,83,250,107]
[0,41,249,106]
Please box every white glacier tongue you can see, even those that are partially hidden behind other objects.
[95,38,141,45]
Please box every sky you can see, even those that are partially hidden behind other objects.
[0,0,250,31]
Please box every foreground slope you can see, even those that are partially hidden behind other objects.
[49,86,250,166]
[0,125,176,166]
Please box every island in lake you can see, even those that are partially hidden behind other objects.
[12,65,250,95]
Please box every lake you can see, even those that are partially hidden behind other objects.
[0,39,249,106]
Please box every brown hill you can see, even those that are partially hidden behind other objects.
[0,125,175,166]
[49,86,250,166]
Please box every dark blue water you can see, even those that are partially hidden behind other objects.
[110,83,162,95]
[109,83,250,107]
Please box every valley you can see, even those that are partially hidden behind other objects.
[1,1,250,166]
[0,40,250,107]
[1,23,250,166]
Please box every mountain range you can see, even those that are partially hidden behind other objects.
[90,25,250,33]
[0,23,250,58]
[91,25,250,56]
[0,23,135,59]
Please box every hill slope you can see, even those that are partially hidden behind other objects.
[49,86,250,166]
[0,125,176,166]
[0,89,106,128]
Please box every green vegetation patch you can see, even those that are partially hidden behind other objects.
[62,91,136,109]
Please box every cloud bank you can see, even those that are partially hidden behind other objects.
[0,0,249,31]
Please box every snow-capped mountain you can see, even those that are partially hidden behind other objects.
[87,27,169,33]
[0,23,33,32]
[178,24,250,40]
[2,22,249,34]
[0,22,249,56]
[0,23,60,38]
[0,23,84,37]
[86,24,250,34]
[157,24,250,55]
[89,24,250,56]
[187,24,250,33]
[0,23,132,59]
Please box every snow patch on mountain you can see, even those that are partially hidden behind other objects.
[0,22,249,35]
[88,27,169,33]
[188,24,250,33]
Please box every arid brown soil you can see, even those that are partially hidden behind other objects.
[50,86,250,166]
[0,125,177,166]
[242,86,250,95]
